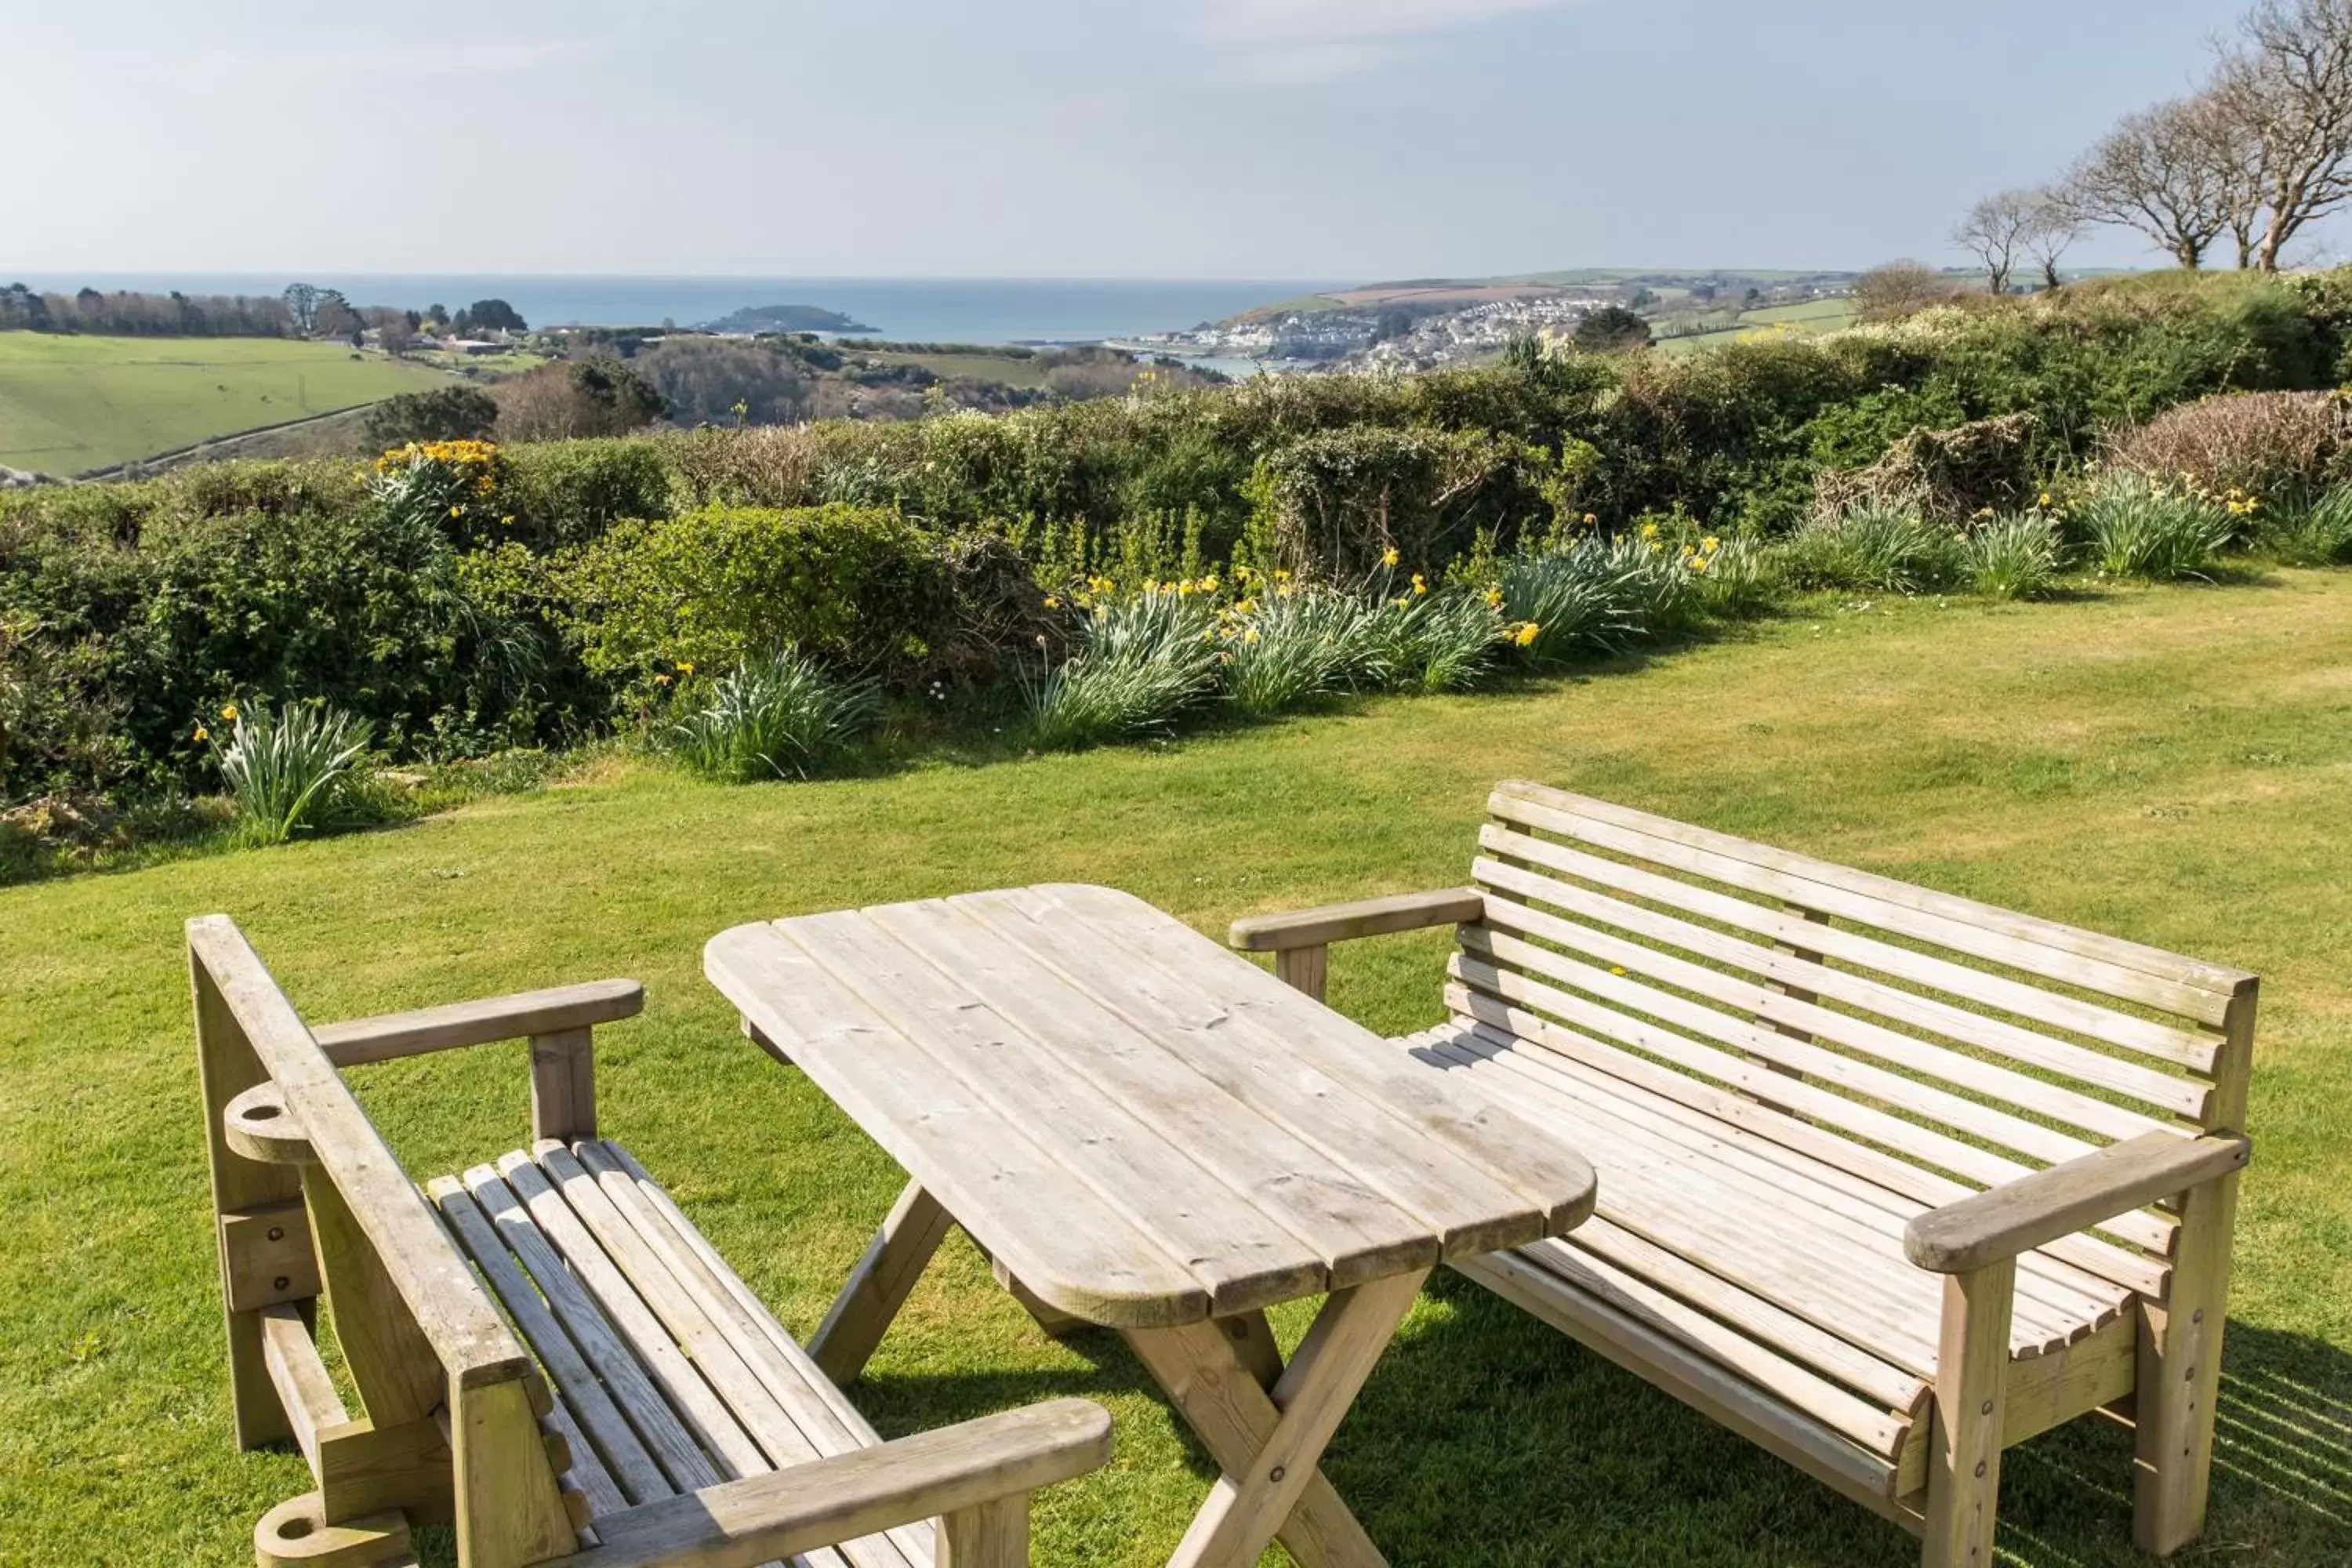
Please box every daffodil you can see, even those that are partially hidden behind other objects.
[1484,588,1504,608]
[220,702,239,722]
[1044,595,1061,609]
[1381,547,1400,568]
[1702,535,1721,552]
[677,661,694,676]
[191,723,209,742]
[1639,522,1660,540]
[1410,574,1428,596]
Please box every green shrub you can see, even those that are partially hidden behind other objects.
[550,504,960,688]
[362,387,500,448]
[2074,473,2234,580]
[1777,503,1962,593]
[500,439,677,550]
[1218,586,1376,715]
[210,701,373,845]
[1023,590,1221,750]
[2262,485,2352,564]
[669,648,878,782]
[1959,514,2063,600]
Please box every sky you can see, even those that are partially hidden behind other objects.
[2,0,2304,281]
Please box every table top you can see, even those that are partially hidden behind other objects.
[704,884,1596,1328]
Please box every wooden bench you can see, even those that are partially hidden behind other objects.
[191,914,1112,1568]
[1228,782,2256,1567]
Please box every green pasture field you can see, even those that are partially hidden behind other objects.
[4,575,2350,1564]
[860,349,1054,389]
[0,333,457,474]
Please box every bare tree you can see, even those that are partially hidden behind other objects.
[2067,96,2242,269]
[2216,0,2352,269]
[2022,187,2085,289]
[1852,260,1960,321]
[1955,190,2038,292]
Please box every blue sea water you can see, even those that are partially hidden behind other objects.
[2,274,1334,345]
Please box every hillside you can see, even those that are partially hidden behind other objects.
[0,333,458,475]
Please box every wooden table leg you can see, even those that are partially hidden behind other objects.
[1125,1270,1428,1568]
[807,1179,954,1385]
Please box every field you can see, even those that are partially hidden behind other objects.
[0,333,458,474]
[5,575,2352,1565]
[860,348,1054,388]
[1657,296,1861,357]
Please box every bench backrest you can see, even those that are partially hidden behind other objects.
[1450,782,2258,1295]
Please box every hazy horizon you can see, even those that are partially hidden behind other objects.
[10,0,2333,278]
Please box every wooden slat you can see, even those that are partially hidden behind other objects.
[1465,905,2173,1147]
[431,1178,673,1507]
[541,1401,1113,1568]
[491,1156,865,1568]
[1443,1015,2171,1305]
[782,908,1340,1316]
[1430,1034,2125,1359]
[260,1303,347,1477]
[1007,883,1598,1243]
[1227,887,1486,952]
[1440,988,2178,1265]
[1477,804,2230,1048]
[570,1142,935,1568]
[1491,782,2250,1009]
[1906,1134,2250,1275]
[186,916,528,1388]
[314,980,644,1067]
[1445,1024,2137,1330]
[1474,855,2209,1121]
[1451,951,2110,1183]
[1519,1238,1915,1459]
[490,1156,771,1481]
[848,898,1442,1284]
[708,921,1213,1328]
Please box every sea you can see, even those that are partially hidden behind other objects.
[2,274,1331,350]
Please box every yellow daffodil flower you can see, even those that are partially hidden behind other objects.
[1381,547,1400,568]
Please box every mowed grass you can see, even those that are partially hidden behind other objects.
[7,576,2352,1566]
[0,332,458,474]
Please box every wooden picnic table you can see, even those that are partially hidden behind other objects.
[705,883,1599,1568]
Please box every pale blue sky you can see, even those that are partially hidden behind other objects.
[5,0,2286,280]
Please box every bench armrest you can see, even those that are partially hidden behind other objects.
[1904,1132,2249,1276]
[314,980,644,1067]
[1228,888,1485,953]
[546,1397,1114,1568]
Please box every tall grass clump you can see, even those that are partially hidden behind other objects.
[670,648,879,782]
[211,702,373,845]
[1023,590,1221,750]
[2074,472,2234,580]
[2261,485,2352,564]
[1777,503,1962,593]
[1959,514,2063,601]
[1218,586,1377,715]
[1359,588,1504,693]
[1497,531,1695,663]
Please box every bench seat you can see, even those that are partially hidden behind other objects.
[430,1138,932,1568]
[1403,1021,2142,1515]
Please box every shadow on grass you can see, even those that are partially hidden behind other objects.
[858,1283,2352,1566]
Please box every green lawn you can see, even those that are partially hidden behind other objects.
[6,576,2352,1565]
[0,332,459,474]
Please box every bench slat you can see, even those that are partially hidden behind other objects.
[1423,1031,2127,1356]
[1486,789,2239,1034]
[1470,889,2178,1145]
[1445,980,2179,1261]
[1474,840,2212,1118]
[1491,782,2250,1009]
[570,1142,936,1568]
[1477,822,2221,1073]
